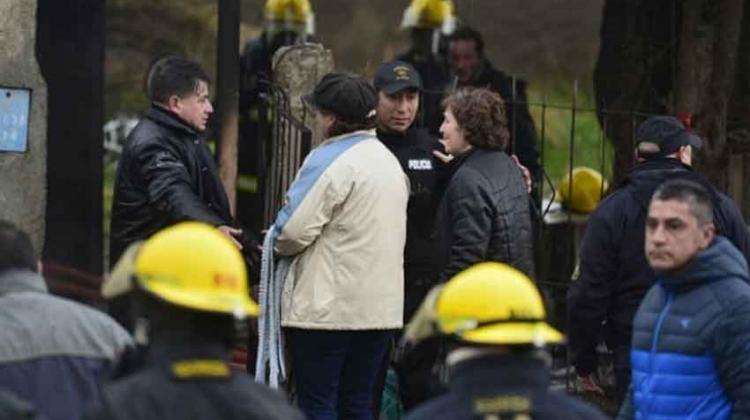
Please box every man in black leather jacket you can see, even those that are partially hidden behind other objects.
[110,55,241,268]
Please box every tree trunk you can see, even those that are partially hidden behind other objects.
[594,0,675,184]
[596,0,750,218]
[729,0,750,217]
[689,0,745,190]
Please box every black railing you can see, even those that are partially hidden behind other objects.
[261,85,312,226]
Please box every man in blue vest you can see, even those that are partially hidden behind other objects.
[618,179,750,419]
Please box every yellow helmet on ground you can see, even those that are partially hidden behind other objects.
[434,262,563,346]
[401,0,456,34]
[103,222,259,318]
[558,166,608,213]
[265,0,314,34]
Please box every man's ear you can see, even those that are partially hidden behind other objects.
[166,95,181,113]
[701,223,716,249]
[679,145,693,166]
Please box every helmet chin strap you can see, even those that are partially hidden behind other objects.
[133,317,150,347]
[431,29,440,55]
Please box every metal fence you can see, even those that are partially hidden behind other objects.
[526,88,655,330]
[257,80,658,303]
[260,84,313,226]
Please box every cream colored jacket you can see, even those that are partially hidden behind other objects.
[276,130,409,330]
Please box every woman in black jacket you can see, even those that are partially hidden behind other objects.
[436,87,535,282]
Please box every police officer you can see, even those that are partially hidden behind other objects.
[373,60,447,410]
[403,262,608,420]
[374,60,446,323]
[85,222,304,420]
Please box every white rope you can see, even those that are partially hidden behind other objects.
[254,225,290,389]
[254,226,273,383]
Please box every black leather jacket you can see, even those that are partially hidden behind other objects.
[460,59,541,180]
[109,105,232,265]
[436,148,535,282]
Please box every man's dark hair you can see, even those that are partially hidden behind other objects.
[146,55,211,104]
[0,220,37,273]
[449,26,485,56]
[652,179,714,225]
[442,87,509,150]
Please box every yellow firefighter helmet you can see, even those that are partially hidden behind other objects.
[401,0,456,35]
[103,222,259,318]
[265,0,314,34]
[558,166,608,213]
[403,262,563,347]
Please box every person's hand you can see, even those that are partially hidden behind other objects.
[432,149,454,164]
[217,225,243,250]
[576,373,605,395]
[511,154,532,194]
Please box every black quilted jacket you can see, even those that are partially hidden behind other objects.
[435,148,535,282]
[109,105,232,266]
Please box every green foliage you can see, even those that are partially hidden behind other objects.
[527,85,613,198]
[105,0,218,120]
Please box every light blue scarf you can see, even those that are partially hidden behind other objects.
[254,131,375,388]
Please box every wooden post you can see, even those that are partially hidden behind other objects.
[216,0,240,216]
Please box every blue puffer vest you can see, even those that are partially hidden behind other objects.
[630,236,750,419]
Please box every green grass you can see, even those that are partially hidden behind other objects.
[527,87,613,198]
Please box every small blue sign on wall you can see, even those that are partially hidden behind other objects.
[0,87,31,153]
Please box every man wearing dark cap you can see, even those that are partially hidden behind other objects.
[567,115,750,407]
[372,60,447,410]
[257,72,409,420]
[374,60,444,325]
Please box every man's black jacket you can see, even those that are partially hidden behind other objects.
[84,334,304,420]
[436,148,535,282]
[460,59,540,179]
[567,158,750,378]
[109,105,232,266]
[405,353,607,420]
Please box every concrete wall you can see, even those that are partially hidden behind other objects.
[0,0,47,255]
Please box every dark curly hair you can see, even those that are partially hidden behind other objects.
[442,87,510,151]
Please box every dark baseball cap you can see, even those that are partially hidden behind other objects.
[373,60,422,95]
[302,73,377,122]
[635,116,703,159]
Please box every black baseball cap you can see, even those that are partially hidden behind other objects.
[373,60,422,95]
[303,73,377,122]
[635,116,703,159]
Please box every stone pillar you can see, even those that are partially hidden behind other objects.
[273,42,334,147]
[0,0,47,254]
